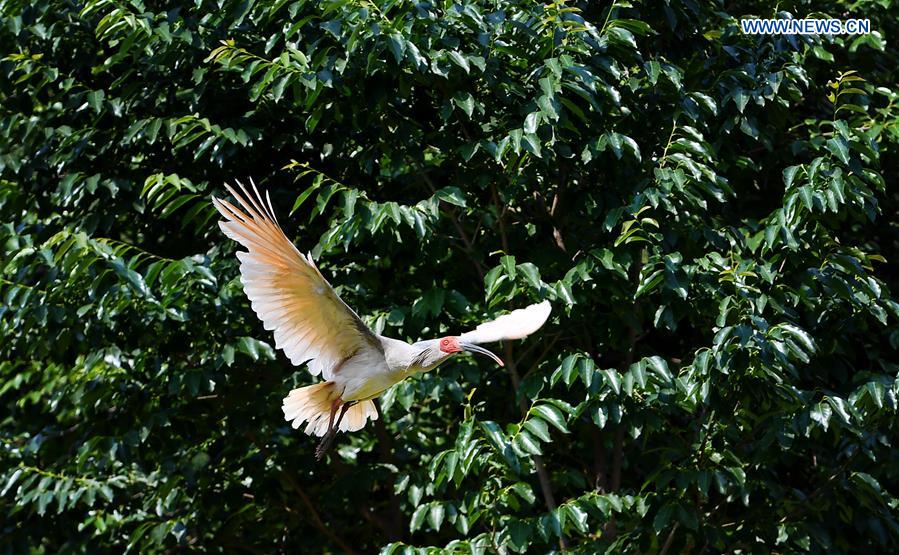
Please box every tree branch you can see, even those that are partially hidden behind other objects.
[504,341,567,550]
[490,181,510,253]
[551,165,567,252]
[419,170,485,280]
[372,399,405,540]
[490,173,565,549]
[245,432,360,555]
[604,249,644,538]
[592,426,608,492]
[659,522,680,555]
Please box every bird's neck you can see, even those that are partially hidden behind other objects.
[378,336,443,376]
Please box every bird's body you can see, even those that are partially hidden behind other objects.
[305,337,447,405]
[212,181,551,455]
[329,336,425,402]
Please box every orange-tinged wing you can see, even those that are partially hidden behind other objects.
[212,181,384,379]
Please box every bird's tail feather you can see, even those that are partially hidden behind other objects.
[281,382,378,437]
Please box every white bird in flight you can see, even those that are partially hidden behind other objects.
[212,181,551,457]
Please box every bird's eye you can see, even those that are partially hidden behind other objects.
[441,339,449,345]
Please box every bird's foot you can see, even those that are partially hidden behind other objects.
[315,400,353,460]
[315,431,336,460]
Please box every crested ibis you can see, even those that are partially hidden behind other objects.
[212,181,552,458]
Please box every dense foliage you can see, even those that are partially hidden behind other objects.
[3,0,899,552]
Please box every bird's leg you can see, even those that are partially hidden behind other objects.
[373,398,383,421]
[315,399,342,460]
[326,398,341,434]
[315,401,355,460]
[333,400,355,430]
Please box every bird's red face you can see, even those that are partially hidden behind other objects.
[438,336,462,353]
[438,336,505,366]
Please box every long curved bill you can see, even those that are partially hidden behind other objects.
[460,341,505,367]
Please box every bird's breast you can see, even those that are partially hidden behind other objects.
[333,351,410,401]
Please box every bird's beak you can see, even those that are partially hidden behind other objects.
[459,342,504,367]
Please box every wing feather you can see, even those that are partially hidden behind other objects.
[459,301,552,344]
[213,180,384,379]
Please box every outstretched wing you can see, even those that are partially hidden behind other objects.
[459,301,552,344]
[212,181,384,380]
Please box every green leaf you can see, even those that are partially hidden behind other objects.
[592,407,608,429]
[410,504,428,532]
[545,57,562,78]
[732,89,749,113]
[609,19,654,36]
[523,418,551,442]
[448,51,470,73]
[780,324,815,353]
[517,263,542,291]
[522,132,542,157]
[601,369,621,394]
[222,344,235,366]
[236,337,274,361]
[653,504,675,532]
[539,512,562,541]
[826,397,852,424]
[428,503,445,530]
[635,269,664,298]
[524,112,540,134]
[826,137,850,165]
[644,61,661,85]
[798,186,814,210]
[2,469,23,497]
[386,34,405,63]
[810,402,832,430]
[554,354,579,386]
[434,187,467,207]
[516,430,542,455]
[564,504,589,533]
[87,90,105,112]
[645,356,672,381]
[454,92,475,117]
[783,165,801,188]
[531,404,567,433]
[291,181,323,215]
[537,94,558,120]
[480,421,507,451]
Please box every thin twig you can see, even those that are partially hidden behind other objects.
[519,333,561,382]
[659,522,680,555]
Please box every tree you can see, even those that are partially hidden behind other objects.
[2,0,898,552]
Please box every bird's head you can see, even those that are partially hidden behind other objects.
[437,336,505,367]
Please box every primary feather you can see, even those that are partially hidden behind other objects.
[211,180,385,381]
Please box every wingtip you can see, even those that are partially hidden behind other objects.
[223,181,240,199]
[210,195,229,218]
[532,299,552,321]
